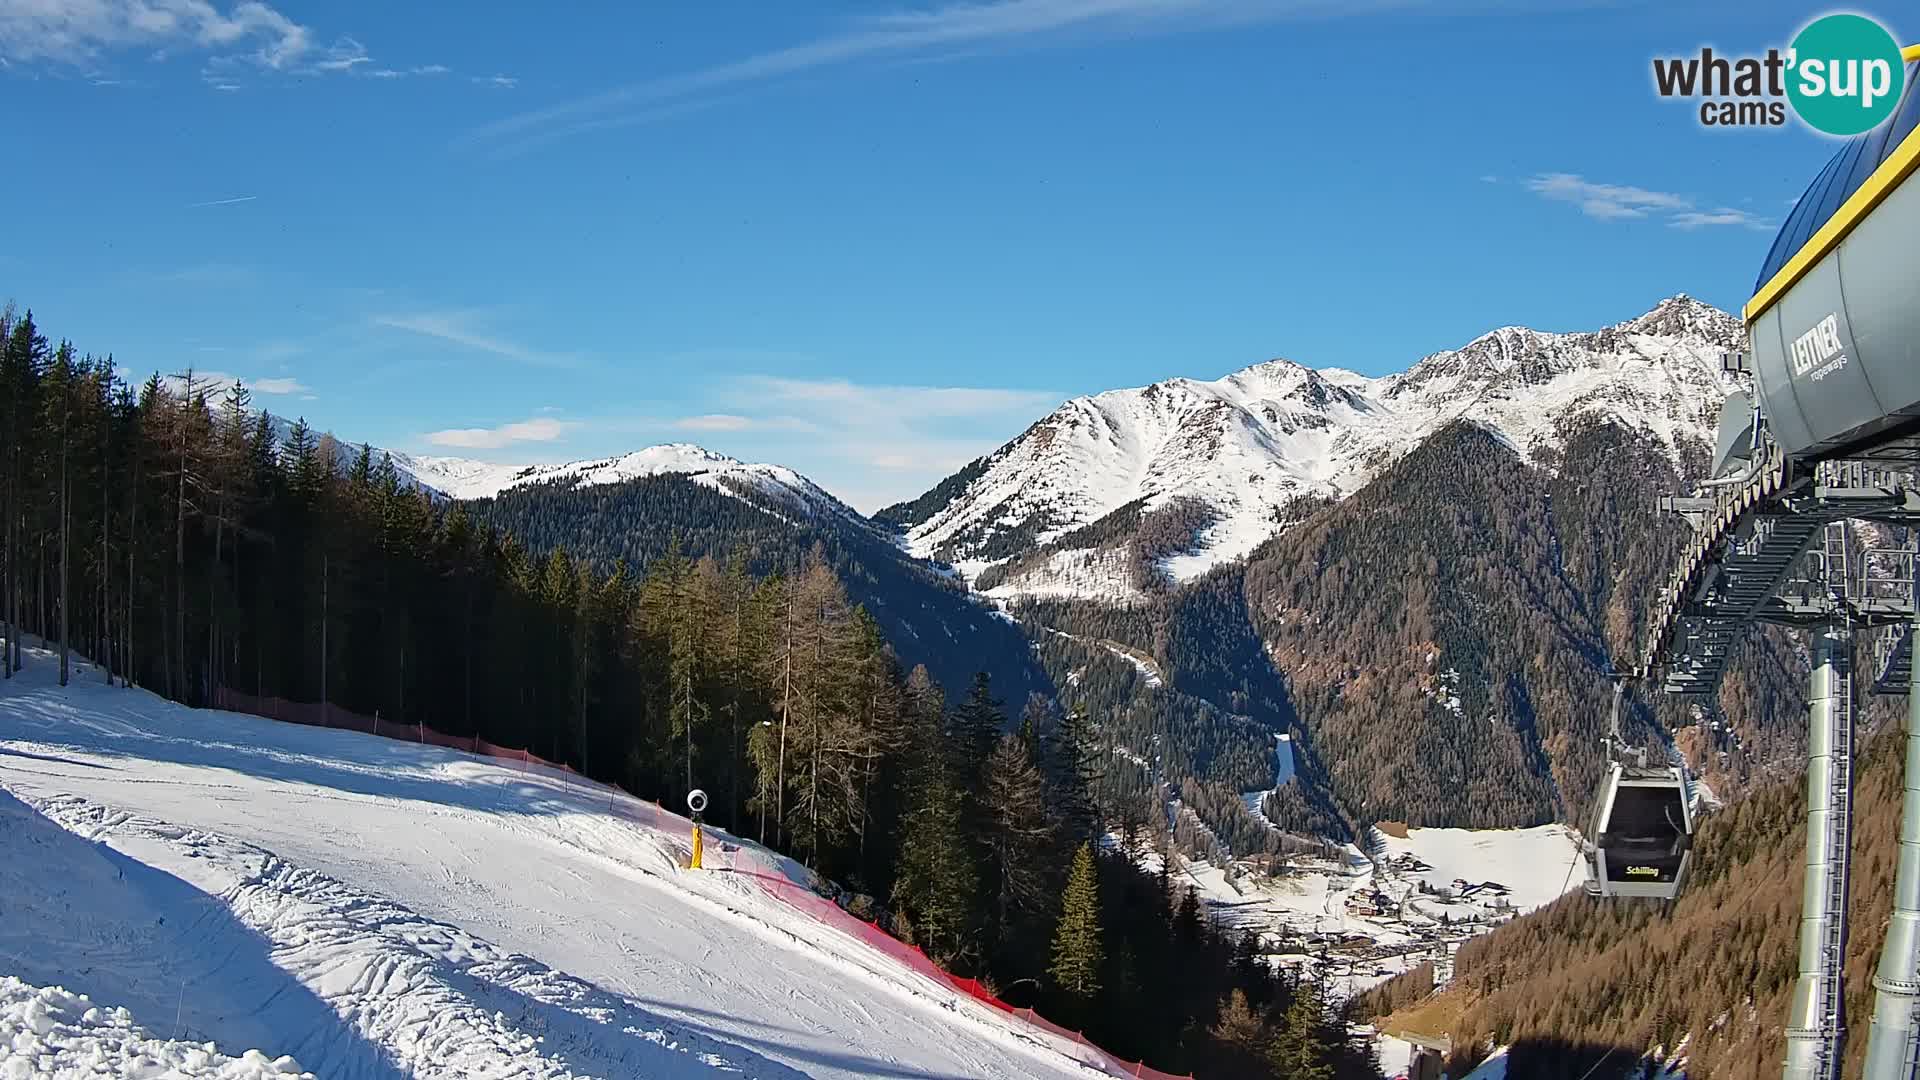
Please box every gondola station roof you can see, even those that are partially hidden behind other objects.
[1745,47,1920,464]
[1752,54,1920,317]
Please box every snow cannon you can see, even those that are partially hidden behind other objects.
[1745,53,1920,465]
[687,789,708,870]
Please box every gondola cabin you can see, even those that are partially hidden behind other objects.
[1588,762,1694,900]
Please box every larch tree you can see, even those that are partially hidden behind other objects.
[980,733,1054,947]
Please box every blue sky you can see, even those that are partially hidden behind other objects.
[0,0,1892,510]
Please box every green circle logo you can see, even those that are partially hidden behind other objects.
[1787,14,1907,136]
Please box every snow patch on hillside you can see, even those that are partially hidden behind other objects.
[977,547,1146,603]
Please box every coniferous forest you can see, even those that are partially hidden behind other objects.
[0,306,1378,1079]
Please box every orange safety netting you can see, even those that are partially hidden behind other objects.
[210,687,1189,1080]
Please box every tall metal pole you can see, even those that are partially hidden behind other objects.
[1784,623,1855,1080]
[1863,604,1920,1077]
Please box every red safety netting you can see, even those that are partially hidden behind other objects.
[210,687,1188,1079]
[722,864,1192,1079]
[213,688,596,778]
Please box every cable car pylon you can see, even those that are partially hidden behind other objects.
[1783,607,1854,1080]
[1632,48,1920,1078]
[1863,590,1920,1073]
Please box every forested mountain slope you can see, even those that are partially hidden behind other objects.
[1246,418,1731,828]
[1015,416,1812,845]
[464,472,1048,704]
[259,416,1046,706]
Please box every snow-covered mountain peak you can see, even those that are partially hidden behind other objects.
[1614,293,1742,345]
[257,423,856,522]
[1221,358,1364,413]
[397,441,854,519]
[893,296,1743,601]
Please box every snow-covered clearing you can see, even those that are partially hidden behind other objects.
[1357,1028,1419,1079]
[0,653,1111,1079]
[1373,824,1588,916]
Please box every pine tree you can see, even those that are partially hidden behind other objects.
[1050,841,1103,999]
[1018,691,1051,760]
[946,671,1005,785]
[1266,982,1333,1080]
[849,608,905,887]
[892,772,978,964]
[46,342,75,685]
[1174,885,1204,949]
[1047,705,1105,846]
[0,304,13,678]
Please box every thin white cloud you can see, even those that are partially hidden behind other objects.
[1670,207,1774,231]
[463,0,1593,151]
[308,35,367,71]
[675,413,756,432]
[1525,172,1772,231]
[367,62,451,79]
[424,416,579,449]
[691,374,1062,511]
[745,375,1060,418]
[480,96,737,160]
[151,368,308,398]
[372,310,574,367]
[471,73,517,88]
[1525,173,1690,221]
[186,194,255,208]
[142,262,256,286]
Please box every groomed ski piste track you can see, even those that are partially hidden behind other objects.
[0,650,1161,1079]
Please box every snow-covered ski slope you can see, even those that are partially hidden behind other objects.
[0,654,1112,1079]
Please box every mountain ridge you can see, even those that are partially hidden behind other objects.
[885,295,1743,602]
